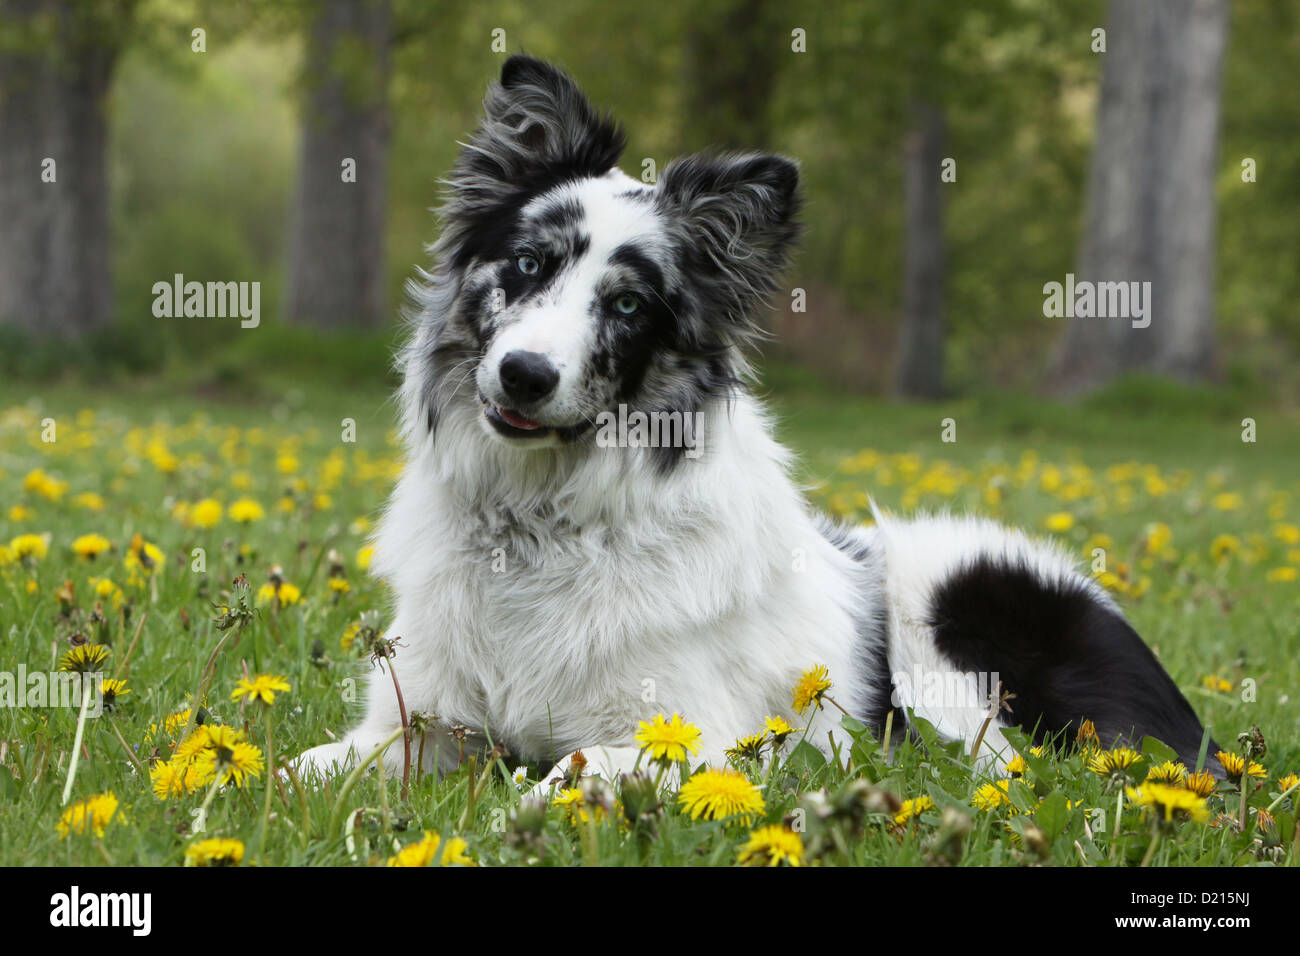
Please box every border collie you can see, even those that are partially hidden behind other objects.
[296,56,1219,784]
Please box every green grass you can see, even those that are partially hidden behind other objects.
[1,357,1297,867]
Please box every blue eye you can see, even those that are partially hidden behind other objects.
[613,294,640,315]
[516,254,540,276]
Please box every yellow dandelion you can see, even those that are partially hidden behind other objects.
[257,580,302,607]
[71,492,105,511]
[228,498,265,524]
[59,643,110,674]
[56,792,120,839]
[356,543,376,570]
[726,733,768,763]
[1266,567,1297,583]
[634,713,702,765]
[1125,782,1209,824]
[387,831,476,867]
[1201,674,1233,693]
[100,679,130,708]
[71,533,112,560]
[1210,534,1240,562]
[738,824,805,866]
[185,838,245,867]
[1044,512,1075,533]
[791,664,832,715]
[1216,750,1266,783]
[894,795,935,826]
[231,674,291,707]
[678,768,764,824]
[191,498,223,529]
[1276,772,1298,794]
[1183,769,1218,798]
[9,533,48,560]
[1088,747,1142,778]
[1145,761,1187,786]
[972,779,1013,811]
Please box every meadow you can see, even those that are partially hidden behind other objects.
[1,359,1297,867]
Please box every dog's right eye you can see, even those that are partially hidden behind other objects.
[516,254,541,276]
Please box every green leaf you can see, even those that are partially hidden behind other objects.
[1139,736,1178,765]
[1035,789,1070,839]
[784,739,827,774]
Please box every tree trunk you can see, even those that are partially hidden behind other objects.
[893,99,947,399]
[1053,0,1229,394]
[0,0,122,340]
[285,0,392,329]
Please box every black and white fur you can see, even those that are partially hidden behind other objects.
[297,57,1218,784]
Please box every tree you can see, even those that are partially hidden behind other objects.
[1052,0,1230,393]
[0,0,135,339]
[284,0,392,329]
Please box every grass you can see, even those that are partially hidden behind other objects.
[0,355,1298,867]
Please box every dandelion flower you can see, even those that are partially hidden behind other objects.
[228,498,265,524]
[737,825,805,866]
[634,713,702,765]
[763,715,796,748]
[59,643,110,674]
[191,498,223,529]
[1125,782,1209,824]
[972,780,1013,811]
[726,733,767,763]
[57,792,120,838]
[1183,769,1218,798]
[791,664,832,715]
[231,674,290,707]
[100,679,130,709]
[1216,750,1266,783]
[185,838,245,867]
[9,533,49,561]
[894,795,934,826]
[1044,512,1075,533]
[1088,747,1142,778]
[678,768,764,824]
[386,831,476,867]
[71,533,112,560]
[1145,761,1187,786]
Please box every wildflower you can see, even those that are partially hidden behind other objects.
[633,713,702,765]
[1005,754,1028,777]
[228,498,265,524]
[1183,769,1218,798]
[179,724,265,788]
[1088,747,1142,780]
[231,674,290,707]
[1076,719,1100,748]
[726,733,767,763]
[1125,782,1210,824]
[1216,750,1266,784]
[71,492,105,511]
[764,715,796,748]
[56,792,120,838]
[387,831,476,867]
[71,533,112,560]
[356,543,376,570]
[1145,761,1187,786]
[1274,523,1300,545]
[1144,522,1173,554]
[1044,512,1075,533]
[678,768,764,824]
[1266,567,1297,583]
[972,780,1013,811]
[151,759,188,799]
[125,534,164,575]
[791,664,832,715]
[894,795,934,826]
[257,579,302,607]
[1277,772,1299,794]
[737,825,805,866]
[100,679,131,709]
[553,787,609,826]
[191,498,223,528]
[59,643,110,674]
[1202,675,1233,693]
[511,766,529,790]
[185,838,245,867]
[9,504,35,522]
[1210,534,1240,562]
[1211,493,1243,512]
[9,533,48,561]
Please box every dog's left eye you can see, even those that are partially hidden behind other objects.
[612,294,640,315]
[516,254,541,276]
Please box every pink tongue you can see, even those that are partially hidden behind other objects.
[499,407,542,430]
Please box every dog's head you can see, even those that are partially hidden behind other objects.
[409,55,800,462]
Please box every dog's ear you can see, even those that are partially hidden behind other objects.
[656,153,802,348]
[445,56,625,220]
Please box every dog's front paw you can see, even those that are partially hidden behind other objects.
[528,745,647,796]
[293,741,357,781]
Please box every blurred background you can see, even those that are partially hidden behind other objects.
[0,0,1296,407]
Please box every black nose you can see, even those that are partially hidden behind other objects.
[499,350,559,405]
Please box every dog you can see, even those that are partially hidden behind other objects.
[296,55,1219,786]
